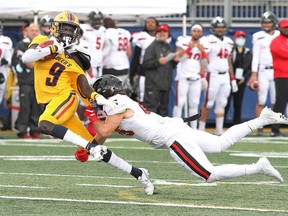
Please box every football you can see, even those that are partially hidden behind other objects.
[38,40,58,60]
[249,80,259,91]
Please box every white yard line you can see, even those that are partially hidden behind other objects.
[0,185,46,189]
[77,184,135,188]
[0,195,287,213]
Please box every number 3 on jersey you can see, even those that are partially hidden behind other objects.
[45,62,65,86]
[217,48,229,59]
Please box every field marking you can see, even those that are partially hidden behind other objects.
[230,152,288,158]
[77,184,135,188]
[0,195,287,213]
[0,184,46,189]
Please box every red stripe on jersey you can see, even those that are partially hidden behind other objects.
[171,141,211,180]
[55,96,76,120]
[203,73,211,107]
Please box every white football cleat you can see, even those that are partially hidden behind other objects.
[259,106,288,125]
[256,157,283,183]
[138,168,155,195]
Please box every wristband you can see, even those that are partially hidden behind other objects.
[185,47,192,55]
[230,75,235,81]
[200,73,205,78]
[49,45,58,54]
[201,51,207,59]
[90,92,99,100]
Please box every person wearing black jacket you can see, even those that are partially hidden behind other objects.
[142,24,178,116]
[225,31,252,124]
[12,23,42,138]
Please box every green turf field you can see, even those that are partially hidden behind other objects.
[0,135,288,215]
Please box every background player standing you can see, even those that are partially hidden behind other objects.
[248,11,279,136]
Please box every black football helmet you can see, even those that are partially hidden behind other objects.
[39,15,53,36]
[261,11,277,32]
[93,74,125,99]
[211,16,227,37]
[88,10,104,29]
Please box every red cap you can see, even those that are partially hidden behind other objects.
[234,31,246,38]
[157,24,169,32]
[279,20,288,28]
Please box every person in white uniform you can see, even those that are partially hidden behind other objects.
[173,24,208,129]
[0,23,13,104]
[84,74,286,187]
[248,11,279,136]
[80,10,109,79]
[102,17,131,85]
[198,17,237,135]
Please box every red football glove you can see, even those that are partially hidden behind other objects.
[87,121,97,136]
[75,149,89,162]
[84,106,99,123]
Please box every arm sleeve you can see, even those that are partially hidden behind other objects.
[22,47,51,63]
[251,36,260,72]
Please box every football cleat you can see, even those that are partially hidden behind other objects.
[259,107,288,125]
[138,168,155,195]
[256,157,283,183]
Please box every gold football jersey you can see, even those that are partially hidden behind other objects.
[30,35,89,105]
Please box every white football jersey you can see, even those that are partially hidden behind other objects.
[201,34,233,73]
[102,28,131,70]
[131,31,155,64]
[251,30,280,72]
[0,35,13,74]
[103,94,185,148]
[175,36,203,80]
[80,24,106,67]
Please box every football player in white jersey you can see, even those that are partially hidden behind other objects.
[248,11,279,136]
[0,23,13,104]
[102,17,131,85]
[173,24,208,129]
[130,17,159,102]
[84,74,286,187]
[80,10,109,78]
[198,17,236,135]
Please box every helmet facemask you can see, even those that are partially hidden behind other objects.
[54,22,79,45]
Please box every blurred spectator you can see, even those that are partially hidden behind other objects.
[199,17,235,135]
[172,24,207,129]
[142,24,178,116]
[102,17,131,85]
[12,23,42,139]
[225,31,252,125]
[248,11,279,136]
[270,20,288,137]
[80,10,109,79]
[0,21,13,105]
[39,15,53,36]
[130,17,159,103]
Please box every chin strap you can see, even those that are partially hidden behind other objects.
[182,110,202,122]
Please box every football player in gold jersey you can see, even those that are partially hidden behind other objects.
[22,11,155,195]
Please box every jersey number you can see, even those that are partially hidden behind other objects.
[217,48,229,59]
[45,62,65,86]
[96,37,101,49]
[118,37,128,51]
[187,52,201,60]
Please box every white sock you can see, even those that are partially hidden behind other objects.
[189,107,198,129]
[215,117,224,134]
[219,118,266,151]
[63,129,89,148]
[106,152,132,174]
[207,163,260,182]
[198,121,206,130]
